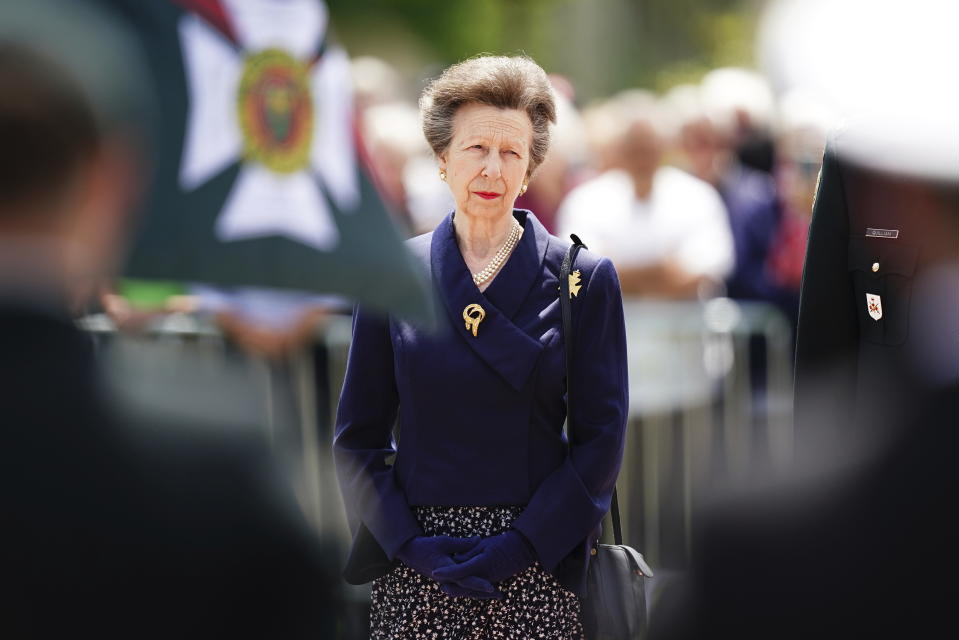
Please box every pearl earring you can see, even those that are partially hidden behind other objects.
[519,183,528,195]
[439,170,447,181]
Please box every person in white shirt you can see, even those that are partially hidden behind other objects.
[557,92,734,298]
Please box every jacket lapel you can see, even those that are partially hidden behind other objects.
[430,211,545,392]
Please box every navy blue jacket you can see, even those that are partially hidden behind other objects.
[333,210,628,595]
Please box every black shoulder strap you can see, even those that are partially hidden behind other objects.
[559,233,585,380]
[559,235,624,546]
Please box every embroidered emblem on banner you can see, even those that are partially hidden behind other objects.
[866,293,883,321]
[238,48,314,174]
[866,228,899,239]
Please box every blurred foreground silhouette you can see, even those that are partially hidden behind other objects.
[0,1,339,636]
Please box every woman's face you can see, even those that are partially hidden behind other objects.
[439,103,533,222]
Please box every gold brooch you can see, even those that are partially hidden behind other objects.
[569,270,582,298]
[463,303,485,337]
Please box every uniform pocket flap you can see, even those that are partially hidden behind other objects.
[847,237,919,277]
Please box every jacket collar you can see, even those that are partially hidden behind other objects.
[430,210,548,391]
[482,210,550,319]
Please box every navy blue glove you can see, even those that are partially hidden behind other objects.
[431,530,536,585]
[396,535,498,596]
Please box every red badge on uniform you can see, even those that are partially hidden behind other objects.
[866,293,883,321]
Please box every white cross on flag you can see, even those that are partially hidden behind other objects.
[96,0,432,323]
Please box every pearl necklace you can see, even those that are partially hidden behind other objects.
[471,218,522,286]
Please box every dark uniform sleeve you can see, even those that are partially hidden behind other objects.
[513,257,629,570]
[794,146,860,433]
[333,306,422,561]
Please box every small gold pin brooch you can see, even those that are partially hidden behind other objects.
[463,303,486,337]
[568,270,583,298]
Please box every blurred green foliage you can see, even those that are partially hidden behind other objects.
[327,0,762,102]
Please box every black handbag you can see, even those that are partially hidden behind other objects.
[560,235,654,640]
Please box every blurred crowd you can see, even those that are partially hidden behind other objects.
[94,55,833,360]
[355,57,834,331]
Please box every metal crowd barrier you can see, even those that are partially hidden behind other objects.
[80,296,793,577]
[80,312,349,542]
[614,298,794,571]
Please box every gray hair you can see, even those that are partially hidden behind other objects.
[419,55,557,176]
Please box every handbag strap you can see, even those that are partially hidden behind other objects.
[559,235,624,547]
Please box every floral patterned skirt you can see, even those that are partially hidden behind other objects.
[370,506,585,640]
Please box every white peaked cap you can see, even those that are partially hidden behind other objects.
[758,0,959,181]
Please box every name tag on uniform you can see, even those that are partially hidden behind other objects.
[866,293,883,321]
[866,228,899,239]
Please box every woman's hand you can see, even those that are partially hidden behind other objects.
[398,535,507,599]
[431,530,536,586]
[396,536,489,584]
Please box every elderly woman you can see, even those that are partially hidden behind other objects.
[334,55,628,639]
